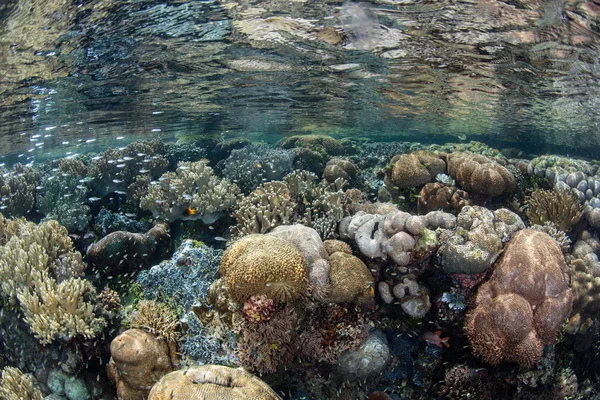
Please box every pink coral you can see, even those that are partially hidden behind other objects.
[242,295,276,323]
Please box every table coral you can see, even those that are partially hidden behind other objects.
[464,229,572,366]
[140,160,239,223]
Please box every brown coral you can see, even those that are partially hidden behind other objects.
[328,251,374,306]
[127,300,180,342]
[526,188,583,232]
[447,152,515,197]
[107,329,177,400]
[323,158,359,183]
[385,151,446,190]
[219,235,308,303]
[323,239,353,255]
[148,365,281,400]
[417,182,471,215]
[464,229,572,366]
[278,134,345,156]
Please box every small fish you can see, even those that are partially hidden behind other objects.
[422,331,450,348]
[182,207,197,216]
[88,197,102,202]
[213,236,227,242]
[253,162,263,169]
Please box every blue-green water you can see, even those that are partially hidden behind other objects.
[1,0,600,399]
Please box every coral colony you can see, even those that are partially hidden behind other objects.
[2,135,600,399]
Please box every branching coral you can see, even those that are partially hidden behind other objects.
[140,160,239,223]
[0,366,43,400]
[0,217,105,344]
[231,181,296,238]
[127,299,180,342]
[526,188,583,232]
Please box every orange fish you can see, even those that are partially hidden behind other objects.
[182,207,197,216]
[422,331,450,348]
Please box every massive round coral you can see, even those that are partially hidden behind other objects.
[464,229,572,366]
[219,234,308,303]
[328,251,374,306]
[385,150,446,189]
[148,365,280,400]
[447,152,515,197]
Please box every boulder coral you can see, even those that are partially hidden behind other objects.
[108,329,177,400]
[417,182,471,215]
[86,222,172,276]
[328,251,374,307]
[148,365,281,400]
[384,150,446,190]
[447,152,515,197]
[278,134,345,156]
[323,158,359,183]
[219,235,308,303]
[464,229,573,366]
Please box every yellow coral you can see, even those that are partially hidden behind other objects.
[220,235,308,303]
[0,367,43,400]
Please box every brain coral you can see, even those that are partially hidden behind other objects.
[447,152,515,197]
[328,251,374,306]
[148,365,280,400]
[464,229,572,366]
[219,235,308,303]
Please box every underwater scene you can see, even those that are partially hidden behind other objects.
[2,0,600,399]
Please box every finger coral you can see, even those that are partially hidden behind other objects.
[464,229,572,366]
[526,188,583,232]
[219,234,308,303]
[0,216,105,345]
[0,366,43,400]
[148,365,281,400]
[140,160,239,223]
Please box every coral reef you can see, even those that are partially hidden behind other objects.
[440,206,524,274]
[231,181,296,238]
[0,217,105,344]
[337,331,390,380]
[465,229,572,366]
[417,182,471,215]
[140,160,239,223]
[86,222,172,275]
[328,251,374,307]
[384,150,446,190]
[147,365,281,399]
[379,276,431,318]
[323,158,359,184]
[219,234,308,303]
[127,300,179,342]
[164,140,207,169]
[447,152,515,196]
[0,163,39,217]
[526,188,583,232]
[107,328,177,400]
[0,366,43,400]
[278,134,345,157]
[94,209,152,237]
[218,144,295,193]
[90,139,169,195]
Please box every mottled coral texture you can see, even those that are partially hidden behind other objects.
[148,365,280,400]
[219,234,308,303]
[465,229,572,366]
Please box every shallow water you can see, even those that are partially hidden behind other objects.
[1,0,600,399]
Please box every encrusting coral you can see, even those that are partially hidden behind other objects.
[148,365,281,400]
[464,229,572,366]
[0,216,105,345]
[219,234,308,303]
[0,366,44,400]
[526,188,583,232]
[140,160,239,223]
